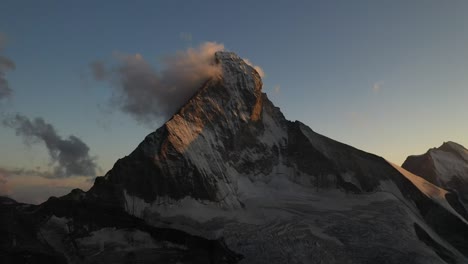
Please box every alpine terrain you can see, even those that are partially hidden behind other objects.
[403,142,468,213]
[1,51,468,264]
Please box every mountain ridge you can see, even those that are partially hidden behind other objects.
[403,141,468,214]
[2,51,468,264]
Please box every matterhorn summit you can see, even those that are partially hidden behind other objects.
[2,51,468,264]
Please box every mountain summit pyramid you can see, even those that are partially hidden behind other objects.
[2,51,468,264]
[89,51,399,209]
[83,51,468,263]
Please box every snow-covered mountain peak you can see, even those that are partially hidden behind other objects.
[91,50,290,209]
[438,141,468,162]
[160,51,270,155]
[428,142,468,179]
[403,141,468,210]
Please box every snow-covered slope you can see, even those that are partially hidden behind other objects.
[0,195,241,264]
[403,142,468,209]
[390,162,468,225]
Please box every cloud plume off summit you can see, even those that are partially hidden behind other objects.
[91,42,226,124]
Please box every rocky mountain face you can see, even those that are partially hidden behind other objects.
[2,52,468,264]
[403,141,468,211]
[87,52,401,208]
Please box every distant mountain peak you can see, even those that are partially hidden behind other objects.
[438,141,468,162]
[403,141,468,209]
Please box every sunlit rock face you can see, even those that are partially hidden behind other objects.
[89,51,276,207]
[403,141,468,209]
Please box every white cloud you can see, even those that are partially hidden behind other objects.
[243,58,265,78]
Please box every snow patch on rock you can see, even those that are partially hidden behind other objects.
[430,150,468,183]
[389,162,468,225]
[77,228,162,253]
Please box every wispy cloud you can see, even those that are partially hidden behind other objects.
[0,32,15,101]
[372,81,384,93]
[243,58,265,78]
[274,85,280,94]
[0,168,93,204]
[91,42,225,124]
[2,114,98,178]
[89,60,108,81]
[0,167,52,179]
[0,167,53,198]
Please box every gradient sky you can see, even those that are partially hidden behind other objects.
[1,0,467,203]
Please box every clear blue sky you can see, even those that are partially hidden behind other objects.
[1,0,467,203]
